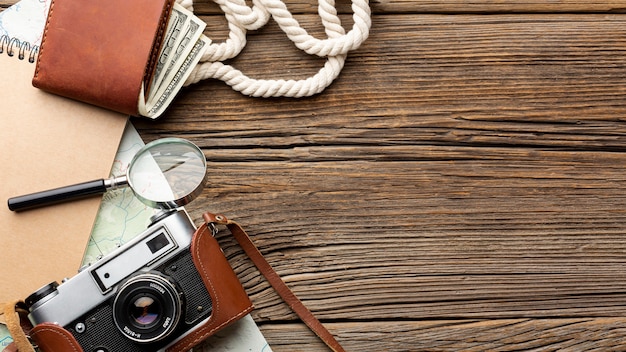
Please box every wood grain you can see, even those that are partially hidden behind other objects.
[144,11,626,351]
[256,319,626,351]
[5,0,626,350]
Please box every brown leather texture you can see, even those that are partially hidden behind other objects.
[166,223,254,352]
[203,212,347,352]
[2,301,34,352]
[32,0,174,116]
[30,323,83,352]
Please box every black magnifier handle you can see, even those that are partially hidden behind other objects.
[8,176,128,212]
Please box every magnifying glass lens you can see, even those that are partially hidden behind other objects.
[7,138,207,211]
[128,139,206,207]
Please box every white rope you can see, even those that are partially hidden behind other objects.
[178,0,195,11]
[177,0,371,97]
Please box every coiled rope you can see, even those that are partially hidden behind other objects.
[177,0,371,97]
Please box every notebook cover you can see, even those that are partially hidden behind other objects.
[31,0,174,116]
[0,47,128,303]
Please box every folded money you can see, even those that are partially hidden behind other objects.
[139,4,209,118]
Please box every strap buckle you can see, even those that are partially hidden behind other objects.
[202,212,229,237]
[207,222,219,237]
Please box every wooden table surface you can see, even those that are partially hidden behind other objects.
[6,0,626,350]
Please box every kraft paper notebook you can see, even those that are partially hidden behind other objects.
[0,36,128,303]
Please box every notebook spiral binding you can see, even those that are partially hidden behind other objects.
[0,34,39,63]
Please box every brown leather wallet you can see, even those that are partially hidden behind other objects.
[32,0,174,116]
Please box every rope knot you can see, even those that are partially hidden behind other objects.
[179,0,372,97]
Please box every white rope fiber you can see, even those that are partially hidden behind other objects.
[177,0,371,97]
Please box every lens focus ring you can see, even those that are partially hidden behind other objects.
[112,273,182,344]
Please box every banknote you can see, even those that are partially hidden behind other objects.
[140,35,209,117]
[148,4,205,101]
[140,3,206,118]
[150,5,188,92]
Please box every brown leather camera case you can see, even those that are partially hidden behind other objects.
[29,223,253,352]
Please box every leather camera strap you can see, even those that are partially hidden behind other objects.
[203,212,346,352]
[2,214,345,352]
[1,300,34,352]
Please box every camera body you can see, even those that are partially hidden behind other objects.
[26,209,252,352]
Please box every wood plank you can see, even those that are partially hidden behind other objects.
[190,155,626,320]
[249,319,626,351]
[367,1,626,14]
[3,1,626,14]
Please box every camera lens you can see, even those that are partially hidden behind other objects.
[113,273,182,344]
[130,296,159,326]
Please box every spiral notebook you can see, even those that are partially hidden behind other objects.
[0,35,128,303]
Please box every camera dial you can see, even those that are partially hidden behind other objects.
[25,282,59,310]
[112,272,182,344]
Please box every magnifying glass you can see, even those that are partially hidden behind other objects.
[8,138,207,212]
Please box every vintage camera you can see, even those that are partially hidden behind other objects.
[25,209,252,352]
